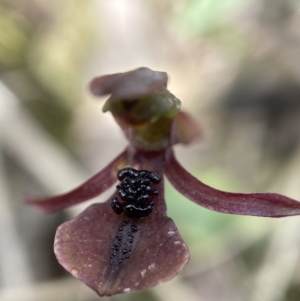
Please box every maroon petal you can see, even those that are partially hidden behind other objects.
[54,183,189,296]
[25,149,128,213]
[164,150,300,217]
[171,111,202,145]
[89,67,168,100]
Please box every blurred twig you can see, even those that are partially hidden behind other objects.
[248,147,300,301]
[0,81,89,194]
[153,277,205,301]
[0,150,33,287]
[0,277,104,301]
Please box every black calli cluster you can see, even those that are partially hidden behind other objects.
[111,168,161,218]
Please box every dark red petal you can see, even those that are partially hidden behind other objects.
[54,186,189,296]
[164,150,300,217]
[89,67,168,99]
[171,111,202,145]
[25,149,128,213]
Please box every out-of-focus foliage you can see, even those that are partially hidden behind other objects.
[27,1,94,104]
[0,0,95,146]
[175,0,254,36]
[0,8,29,68]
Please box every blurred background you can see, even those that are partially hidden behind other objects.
[1,0,300,300]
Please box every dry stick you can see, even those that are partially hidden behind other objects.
[153,277,205,301]
[0,150,34,288]
[1,107,89,195]
[0,81,94,217]
[0,278,99,301]
[248,147,300,301]
[0,83,94,298]
[0,82,35,287]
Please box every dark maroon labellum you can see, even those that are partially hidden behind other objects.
[109,221,139,270]
[110,168,161,218]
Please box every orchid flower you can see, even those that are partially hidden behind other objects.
[26,67,300,296]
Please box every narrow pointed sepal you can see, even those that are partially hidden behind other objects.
[165,150,300,217]
[24,149,128,213]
